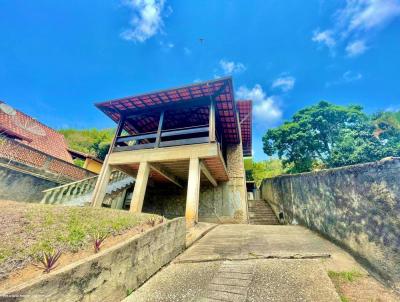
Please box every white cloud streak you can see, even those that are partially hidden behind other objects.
[346,39,368,56]
[219,59,246,75]
[271,76,296,92]
[312,30,336,49]
[312,0,400,56]
[236,84,282,124]
[120,0,168,42]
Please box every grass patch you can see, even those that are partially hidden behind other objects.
[328,271,363,302]
[0,201,162,279]
[328,271,363,282]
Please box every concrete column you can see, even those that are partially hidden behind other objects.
[185,157,201,227]
[130,161,150,213]
[91,157,112,207]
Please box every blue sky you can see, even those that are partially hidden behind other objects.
[1,0,400,161]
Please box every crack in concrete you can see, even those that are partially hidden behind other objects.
[174,253,331,264]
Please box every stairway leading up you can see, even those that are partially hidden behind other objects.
[41,170,134,206]
[248,199,280,225]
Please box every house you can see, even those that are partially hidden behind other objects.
[67,148,103,174]
[0,101,96,202]
[91,77,252,226]
[0,101,73,163]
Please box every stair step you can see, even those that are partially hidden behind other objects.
[248,199,280,225]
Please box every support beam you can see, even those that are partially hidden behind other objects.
[200,161,217,187]
[110,115,125,153]
[149,163,183,188]
[185,157,201,227]
[129,161,150,213]
[209,97,216,142]
[91,156,112,207]
[155,110,165,148]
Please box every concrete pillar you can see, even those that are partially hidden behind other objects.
[130,161,150,213]
[185,157,201,227]
[91,157,112,207]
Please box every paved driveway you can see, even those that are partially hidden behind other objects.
[124,225,357,302]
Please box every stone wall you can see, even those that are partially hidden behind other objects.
[260,158,400,290]
[2,217,186,302]
[143,144,248,224]
[0,164,60,202]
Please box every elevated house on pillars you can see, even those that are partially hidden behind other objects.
[91,77,252,226]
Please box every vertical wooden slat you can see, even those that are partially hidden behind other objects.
[209,97,216,143]
[155,110,165,148]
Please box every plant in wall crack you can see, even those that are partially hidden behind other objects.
[39,249,62,273]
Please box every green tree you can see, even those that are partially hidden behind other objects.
[263,101,400,173]
[251,159,283,187]
[59,128,114,160]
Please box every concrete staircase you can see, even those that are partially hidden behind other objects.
[248,199,280,225]
[41,170,134,206]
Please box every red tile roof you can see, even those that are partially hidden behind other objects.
[95,77,244,145]
[237,100,252,157]
[0,101,73,163]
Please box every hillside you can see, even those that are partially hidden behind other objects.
[59,128,114,160]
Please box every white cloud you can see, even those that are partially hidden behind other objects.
[343,70,363,81]
[236,84,282,123]
[346,39,368,56]
[183,47,191,55]
[219,59,246,75]
[338,0,400,34]
[271,76,296,92]
[120,0,168,42]
[312,30,336,49]
[326,70,363,86]
[313,0,400,56]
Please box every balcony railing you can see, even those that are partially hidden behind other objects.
[114,125,210,152]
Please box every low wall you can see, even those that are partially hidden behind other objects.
[0,164,60,202]
[260,158,400,290]
[2,217,186,302]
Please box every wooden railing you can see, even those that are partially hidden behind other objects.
[41,170,128,204]
[114,125,210,152]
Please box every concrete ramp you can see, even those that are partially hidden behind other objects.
[174,224,336,263]
[124,225,343,302]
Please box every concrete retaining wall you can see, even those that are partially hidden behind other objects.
[2,217,186,302]
[260,158,400,290]
[0,164,61,202]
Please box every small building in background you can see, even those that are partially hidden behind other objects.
[67,148,103,174]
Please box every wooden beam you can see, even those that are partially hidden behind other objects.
[155,110,165,148]
[110,115,125,153]
[149,163,183,188]
[209,97,216,142]
[200,160,217,187]
[108,143,220,165]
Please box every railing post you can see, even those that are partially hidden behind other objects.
[110,115,126,153]
[155,110,165,148]
[209,97,216,143]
